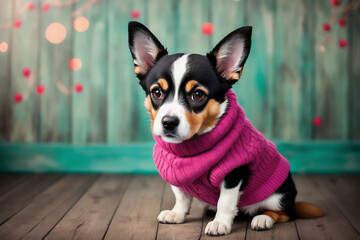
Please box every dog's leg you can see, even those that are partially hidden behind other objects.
[205,181,241,236]
[157,185,192,224]
[251,211,289,231]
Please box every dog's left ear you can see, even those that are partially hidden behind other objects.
[128,21,168,78]
[207,26,252,83]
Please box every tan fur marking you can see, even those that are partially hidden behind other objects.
[158,78,168,91]
[144,95,158,132]
[134,66,142,75]
[185,80,198,93]
[263,211,290,223]
[295,202,324,218]
[184,99,221,138]
[228,67,243,80]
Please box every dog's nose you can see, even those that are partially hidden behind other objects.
[162,115,179,131]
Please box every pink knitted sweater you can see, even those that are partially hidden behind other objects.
[153,90,290,207]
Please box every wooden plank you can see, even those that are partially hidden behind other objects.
[313,1,350,139]
[294,175,359,239]
[157,184,204,240]
[314,175,360,233]
[10,0,41,142]
[0,174,34,196]
[246,219,298,240]
[0,0,13,141]
[104,175,165,240]
[349,6,360,139]
[45,175,130,240]
[238,0,276,138]
[273,0,314,140]
[107,0,146,143]
[0,174,97,240]
[38,0,73,142]
[72,0,108,143]
[0,174,63,224]
[177,0,211,54]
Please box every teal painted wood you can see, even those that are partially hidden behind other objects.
[0,142,359,174]
[72,0,108,143]
[0,0,359,144]
[238,0,275,139]
[349,8,360,139]
[177,0,211,54]
[10,0,40,142]
[274,0,314,141]
[313,0,350,140]
[39,0,72,142]
[107,0,145,143]
[0,0,13,141]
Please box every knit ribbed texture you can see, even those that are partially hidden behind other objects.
[153,90,290,207]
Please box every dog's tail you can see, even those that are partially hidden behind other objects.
[295,202,324,218]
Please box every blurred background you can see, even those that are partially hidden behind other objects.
[0,0,359,173]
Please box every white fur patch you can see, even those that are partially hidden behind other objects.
[239,193,283,216]
[158,185,192,224]
[205,180,241,236]
[251,215,275,230]
[153,55,190,143]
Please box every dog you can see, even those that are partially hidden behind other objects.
[128,21,323,236]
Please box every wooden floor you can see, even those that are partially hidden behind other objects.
[0,174,359,240]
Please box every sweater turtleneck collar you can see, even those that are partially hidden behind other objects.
[154,90,245,157]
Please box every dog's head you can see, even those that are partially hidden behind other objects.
[128,21,252,143]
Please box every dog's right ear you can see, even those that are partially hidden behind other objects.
[128,21,168,78]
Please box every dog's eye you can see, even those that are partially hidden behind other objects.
[151,87,163,99]
[192,90,205,101]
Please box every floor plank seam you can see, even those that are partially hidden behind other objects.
[0,174,65,226]
[198,207,206,240]
[315,177,360,236]
[154,179,167,240]
[244,220,249,240]
[41,174,100,240]
[101,174,133,240]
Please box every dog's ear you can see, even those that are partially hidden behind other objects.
[128,21,168,78]
[207,26,252,84]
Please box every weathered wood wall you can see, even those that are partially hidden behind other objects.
[0,0,359,144]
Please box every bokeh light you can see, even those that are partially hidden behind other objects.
[22,67,31,78]
[14,19,22,28]
[131,10,140,19]
[69,58,82,71]
[73,17,89,32]
[36,85,46,95]
[42,3,51,11]
[28,2,35,10]
[74,83,83,93]
[0,42,8,53]
[202,22,214,35]
[14,93,23,103]
[45,22,67,44]
[313,117,322,126]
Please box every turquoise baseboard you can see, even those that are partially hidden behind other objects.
[0,142,359,174]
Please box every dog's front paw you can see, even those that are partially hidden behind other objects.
[251,215,275,231]
[205,220,231,236]
[157,210,186,224]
